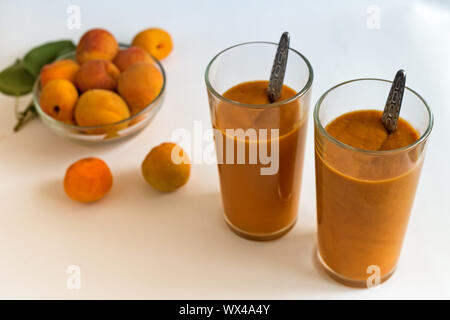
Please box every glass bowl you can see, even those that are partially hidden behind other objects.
[32,46,166,143]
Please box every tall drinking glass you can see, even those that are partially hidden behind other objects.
[205,42,313,240]
[314,78,433,286]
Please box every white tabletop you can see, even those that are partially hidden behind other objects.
[0,0,449,299]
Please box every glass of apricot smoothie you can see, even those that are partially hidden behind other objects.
[205,42,313,240]
[314,78,433,287]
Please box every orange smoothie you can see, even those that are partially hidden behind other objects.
[316,109,421,285]
[213,81,308,240]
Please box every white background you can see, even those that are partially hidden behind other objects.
[0,0,449,299]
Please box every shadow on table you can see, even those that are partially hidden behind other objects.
[32,166,348,298]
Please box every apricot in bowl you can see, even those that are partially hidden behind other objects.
[33,46,166,143]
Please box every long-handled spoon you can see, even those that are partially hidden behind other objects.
[267,32,290,103]
[381,69,406,133]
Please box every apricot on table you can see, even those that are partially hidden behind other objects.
[132,28,173,60]
[75,59,120,92]
[39,79,78,124]
[40,59,80,88]
[113,46,153,72]
[74,89,130,134]
[64,157,113,203]
[141,143,191,192]
[117,62,163,115]
[76,28,119,65]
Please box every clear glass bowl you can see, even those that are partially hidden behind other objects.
[32,46,166,143]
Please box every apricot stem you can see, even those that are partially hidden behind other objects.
[14,99,37,132]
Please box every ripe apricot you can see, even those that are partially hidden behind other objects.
[75,59,120,92]
[132,28,173,60]
[74,89,130,134]
[40,79,78,124]
[40,59,80,88]
[141,143,191,192]
[117,62,163,115]
[64,157,113,203]
[76,28,118,65]
[113,46,153,72]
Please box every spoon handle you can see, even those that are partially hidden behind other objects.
[267,32,290,103]
[382,69,406,133]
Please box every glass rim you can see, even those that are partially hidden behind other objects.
[33,45,166,131]
[313,78,434,155]
[204,41,314,109]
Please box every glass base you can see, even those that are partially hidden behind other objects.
[223,215,297,241]
[317,250,396,288]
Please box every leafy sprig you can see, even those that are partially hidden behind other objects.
[0,40,76,131]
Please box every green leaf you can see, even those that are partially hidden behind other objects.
[55,45,75,59]
[23,40,76,77]
[0,59,35,96]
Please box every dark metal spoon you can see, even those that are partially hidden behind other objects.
[381,70,406,133]
[267,32,290,103]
